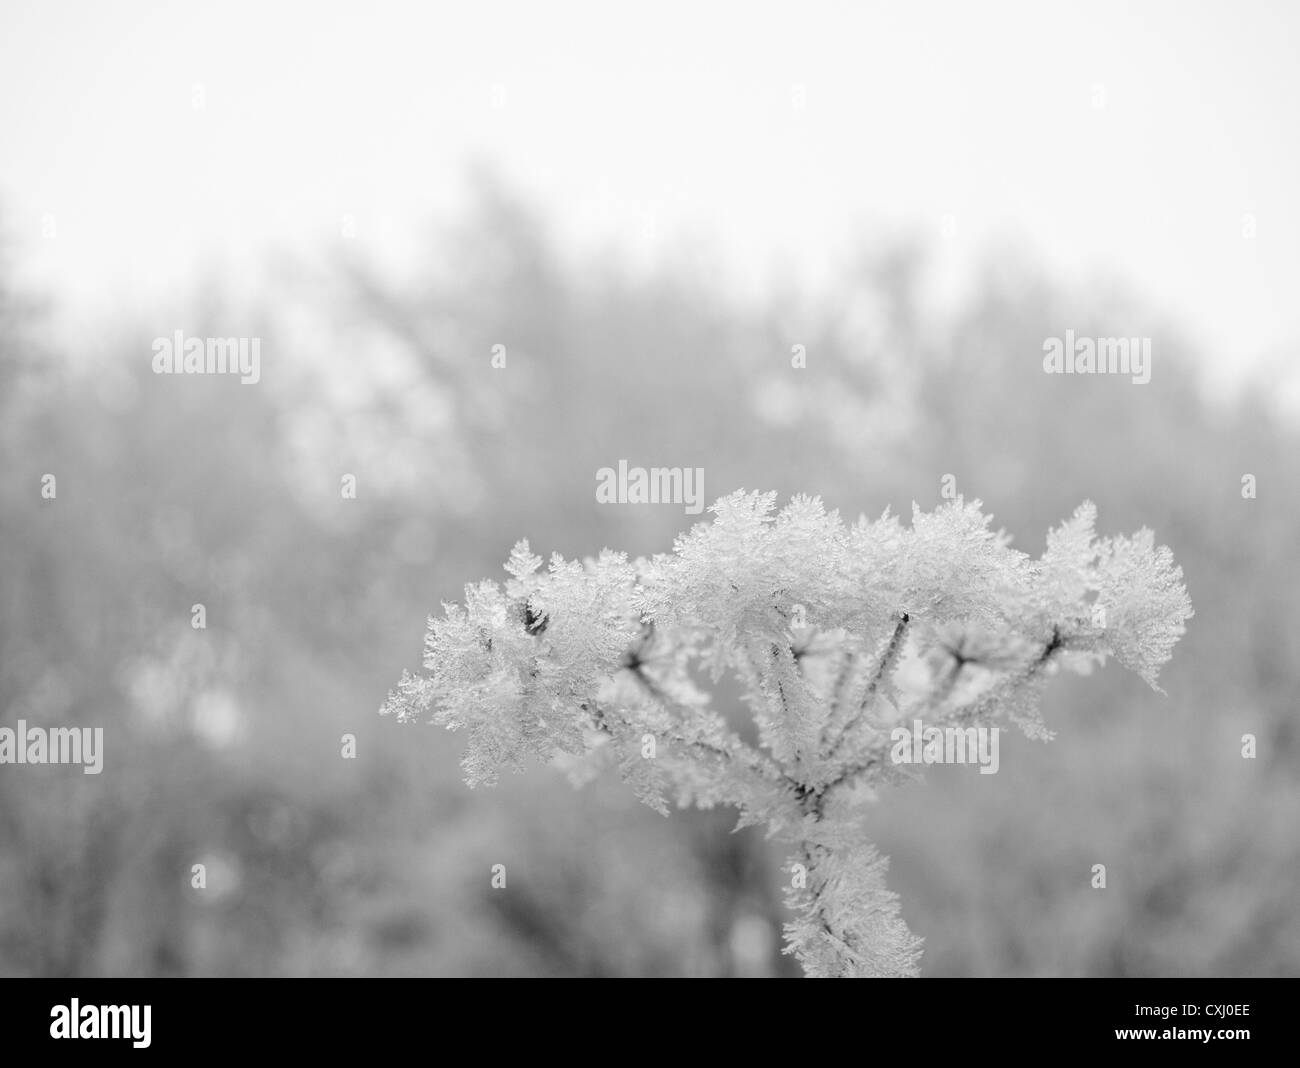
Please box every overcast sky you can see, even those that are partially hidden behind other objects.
[2,0,1296,394]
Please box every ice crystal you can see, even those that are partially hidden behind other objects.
[382,492,1192,976]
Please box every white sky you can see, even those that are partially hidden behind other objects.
[2,0,1297,392]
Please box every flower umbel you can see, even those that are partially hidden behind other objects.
[382,491,1192,976]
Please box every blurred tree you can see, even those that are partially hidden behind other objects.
[0,172,1296,976]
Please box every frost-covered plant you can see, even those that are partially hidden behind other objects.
[382,492,1191,977]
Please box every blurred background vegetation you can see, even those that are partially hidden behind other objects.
[1,176,1296,976]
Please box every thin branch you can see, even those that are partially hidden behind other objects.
[861,613,911,712]
[819,625,1068,795]
[825,613,910,761]
[624,665,787,785]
